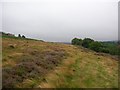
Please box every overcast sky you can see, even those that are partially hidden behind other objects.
[0,0,119,42]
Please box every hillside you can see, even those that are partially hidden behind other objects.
[2,36,118,88]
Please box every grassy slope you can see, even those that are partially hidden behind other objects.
[2,37,118,88]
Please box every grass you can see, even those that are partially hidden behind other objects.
[39,47,118,88]
[2,36,118,88]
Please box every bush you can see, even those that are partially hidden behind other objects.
[99,48,109,53]
[82,38,94,48]
[71,38,82,45]
[18,34,21,38]
[22,35,26,38]
[89,41,103,52]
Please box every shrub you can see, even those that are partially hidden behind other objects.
[82,38,94,48]
[71,38,82,45]
[100,48,109,53]
[22,35,26,38]
[2,48,67,88]
[89,41,103,52]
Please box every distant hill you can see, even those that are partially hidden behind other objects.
[55,42,71,44]
[101,41,118,44]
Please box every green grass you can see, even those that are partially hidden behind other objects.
[43,50,118,88]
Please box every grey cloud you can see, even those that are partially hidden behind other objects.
[2,1,118,42]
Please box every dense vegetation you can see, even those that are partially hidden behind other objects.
[71,38,120,55]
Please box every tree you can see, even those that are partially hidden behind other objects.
[89,41,103,52]
[22,35,26,38]
[71,38,82,45]
[82,38,94,48]
[18,34,21,38]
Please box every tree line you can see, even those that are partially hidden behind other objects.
[2,32,26,39]
[71,38,120,55]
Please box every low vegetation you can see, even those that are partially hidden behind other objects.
[2,33,118,88]
[2,35,68,88]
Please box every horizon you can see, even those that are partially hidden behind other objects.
[1,31,118,43]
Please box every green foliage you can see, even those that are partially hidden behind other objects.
[71,37,119,55]
[89,41,102,52]
[101,42,120,55]
[72,38,82,45]
[82,38,94,48]
[99,48,110,53]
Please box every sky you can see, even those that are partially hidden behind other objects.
[0,0,119,42]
